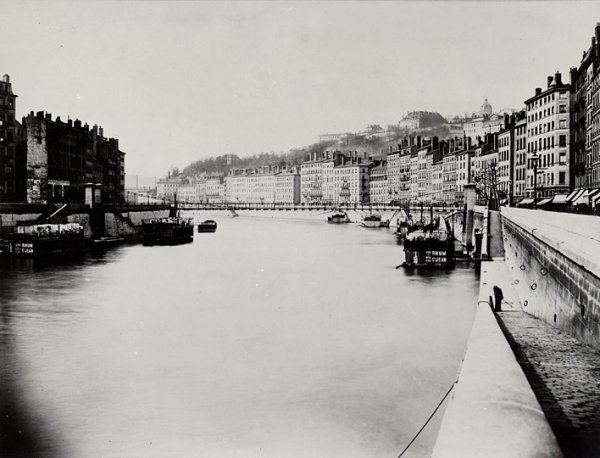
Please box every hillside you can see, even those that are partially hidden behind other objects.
[176,125,450,178]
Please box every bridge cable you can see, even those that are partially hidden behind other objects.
[397,381,457,458]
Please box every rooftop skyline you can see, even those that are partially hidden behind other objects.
[2,2,598,177]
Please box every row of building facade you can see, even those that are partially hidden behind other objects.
[0,74,125,205]
[157,23,600,209]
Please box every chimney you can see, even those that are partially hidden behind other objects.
[432,136,439,150]
[554,72,562,86]
[504,113,510,128]
[547,75,553,88]
[467,137,472,149]
[2,74,9,83]
[535,88,542,96]
[596,23,600,56]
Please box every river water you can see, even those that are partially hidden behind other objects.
[0,214,478,458]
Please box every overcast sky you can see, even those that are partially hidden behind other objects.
[2,2,599,178]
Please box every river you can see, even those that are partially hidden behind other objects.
[0,214,479,457]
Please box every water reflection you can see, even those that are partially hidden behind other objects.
[0,216,478,457]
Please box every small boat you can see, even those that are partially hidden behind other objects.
[197,220,218,233]
[361,214,389,228]
[327,212,350,224]
[6,222,85,257]
[401,217,454,268]
[141,217,194,245]
[92,236,125,246]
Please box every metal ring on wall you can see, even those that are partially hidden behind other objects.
[523,300,528,307]
[540,267,548,276]
[514,279,520,285]
[520,265,526,271]
[531,283,537,290]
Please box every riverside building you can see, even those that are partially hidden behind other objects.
[23,111,125,204]
[368,160,387,204]
[513,115,528,204]
[156,177,182,202]
[524,72,572,199]
[300,151,323,204]
[0,74,26,202]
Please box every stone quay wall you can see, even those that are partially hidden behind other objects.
[432,261,562,457]
[501,208,600,350]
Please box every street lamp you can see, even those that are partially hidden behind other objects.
[531,151,542,210]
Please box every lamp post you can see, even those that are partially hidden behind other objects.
[531,151,542,210]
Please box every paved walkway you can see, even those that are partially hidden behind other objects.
[495,309,600,457]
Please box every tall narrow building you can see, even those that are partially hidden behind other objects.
[524,72,572,199]
[0,74,25,202]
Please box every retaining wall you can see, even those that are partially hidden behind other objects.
[501,208,600,350]
[432,261,562,457]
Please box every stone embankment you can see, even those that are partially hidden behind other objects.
[432,261,562,458]
[434,208,600,457]
[502,208,600,349]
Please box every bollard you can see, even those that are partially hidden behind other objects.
[493,286,503,312]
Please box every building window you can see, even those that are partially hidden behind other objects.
[559,105,567,113]
[559,120,566,129]
[559,152,566,165]
[559,135,567,147]
[559,172,565,184]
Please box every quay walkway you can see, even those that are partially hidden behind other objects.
[496,306,600,457]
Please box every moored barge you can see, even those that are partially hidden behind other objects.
[6,222,85,257]
[402,218,454,268]
[197,219,218,233]
[141,217,194,245]
[361,214,389,228]
[327,212,350,224]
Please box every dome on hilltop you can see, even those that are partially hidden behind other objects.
[480,98,493,116]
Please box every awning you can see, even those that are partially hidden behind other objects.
[569,189,586,203]
[573,190,590,206]
[566,189,581,201]
[537,198,553,207]
[552,194,568,204]
[516,198,534,207]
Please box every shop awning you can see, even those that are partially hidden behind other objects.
[566,189,581,201]
[568,189,586,203]
[573,190,590,206]
[516,198,534,207]
[552,194,568,204]
[537,198,553,207]
[589,188,600,200]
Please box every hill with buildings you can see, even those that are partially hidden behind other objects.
[170,99,509,180]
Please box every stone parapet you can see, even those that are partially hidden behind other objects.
[432,261,562,458]
[501,208,600,349]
